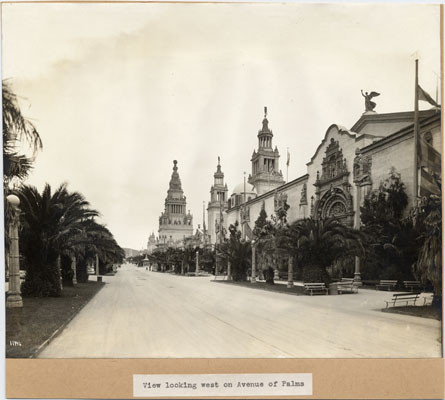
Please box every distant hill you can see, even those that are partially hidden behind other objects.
[123,248,140,258]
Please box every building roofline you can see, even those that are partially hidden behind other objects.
[229,174,309,211]
[306,124,356,166]
[360,111,441,153]
[350,109,439,133]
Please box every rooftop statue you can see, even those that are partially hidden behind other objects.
[361,90,380,112]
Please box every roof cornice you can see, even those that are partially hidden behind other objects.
[350,109,439,133]
[360,112,441,153]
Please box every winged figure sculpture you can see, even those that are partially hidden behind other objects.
[361,90,380,112]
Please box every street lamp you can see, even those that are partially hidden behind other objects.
[251,239,256,284]
[195,250,199,276]
[6,194,23,308]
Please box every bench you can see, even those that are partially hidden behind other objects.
[361,280,379,287]
[304,283,328,296]
[384,292,421,308]
[279,272,299,281]
[403,281,423,292]
[337,278,360,294]
[376,280,398,291]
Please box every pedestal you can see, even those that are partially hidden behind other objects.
[328,283,339,295]
[6,211,23,308]
[354,256,362,283]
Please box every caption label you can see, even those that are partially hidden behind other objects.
[133,373,312,397]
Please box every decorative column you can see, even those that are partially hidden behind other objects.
[354,183,362,283]
[251,240,256,283]
[287,256,294,288]
[352,149,372,284]
[6,194,23,308]
[227,260,232,281]
[195,251,199,276]
[71,255,77,285]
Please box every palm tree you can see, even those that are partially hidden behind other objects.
[218,222,252,281]
[3,80,43,278]
[289,217,363,284]
[18,183,99,296]
[2,80,42,186]
[62,219,125,283]
[182,245,196,274]
[411,192,442,305]
[253,208,292,283]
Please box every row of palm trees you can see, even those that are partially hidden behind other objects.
[216,214,363,285]
[139,210,363,285]
[3,80,124,297]
[18,183,125,296]
[133,245,215,274]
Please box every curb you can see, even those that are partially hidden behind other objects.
[31,282,106,358]
[213,280,305,297]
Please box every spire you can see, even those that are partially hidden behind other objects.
[260,105,271,134]
[169,159,182,191]
[214,156,223,178]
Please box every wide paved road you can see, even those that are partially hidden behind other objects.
[39,263,441,358]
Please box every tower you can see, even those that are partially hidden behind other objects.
[158,160,193,246]
[146,232,157,254]
[248,107,285,194]
[207,156,228,244]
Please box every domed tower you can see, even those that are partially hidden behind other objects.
[207,157,228,245]
[146,232,157,254]
[158,160,193,246]
[248,107,285,194]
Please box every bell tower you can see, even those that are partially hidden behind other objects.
[158,160,193,246]
[248,107,285,195]
[207,157,228,245]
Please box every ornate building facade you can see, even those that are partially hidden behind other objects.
[158,160,193,247]
[208,106,441,276]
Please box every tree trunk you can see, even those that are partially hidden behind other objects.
[57,255,63,290]
[71,255,77,285]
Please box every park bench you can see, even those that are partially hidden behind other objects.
[384,292,421,308]
[376,280,398,291]
[279,271,299,281]
[304,283,328,296]
[403,281,423,292]
[337,278,360,294]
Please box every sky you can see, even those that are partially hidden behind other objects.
[1,2,441,250]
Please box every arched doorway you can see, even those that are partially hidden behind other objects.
[314,187,354,226]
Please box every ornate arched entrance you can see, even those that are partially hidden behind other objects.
[314,187,354,225]
[311,138,355,226]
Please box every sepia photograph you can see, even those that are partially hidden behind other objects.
[2,1,443,364]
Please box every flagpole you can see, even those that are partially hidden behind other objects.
[413,58,419,207]
[286,147,289,183]
[202,201,206,246]
[243,172,246,239]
